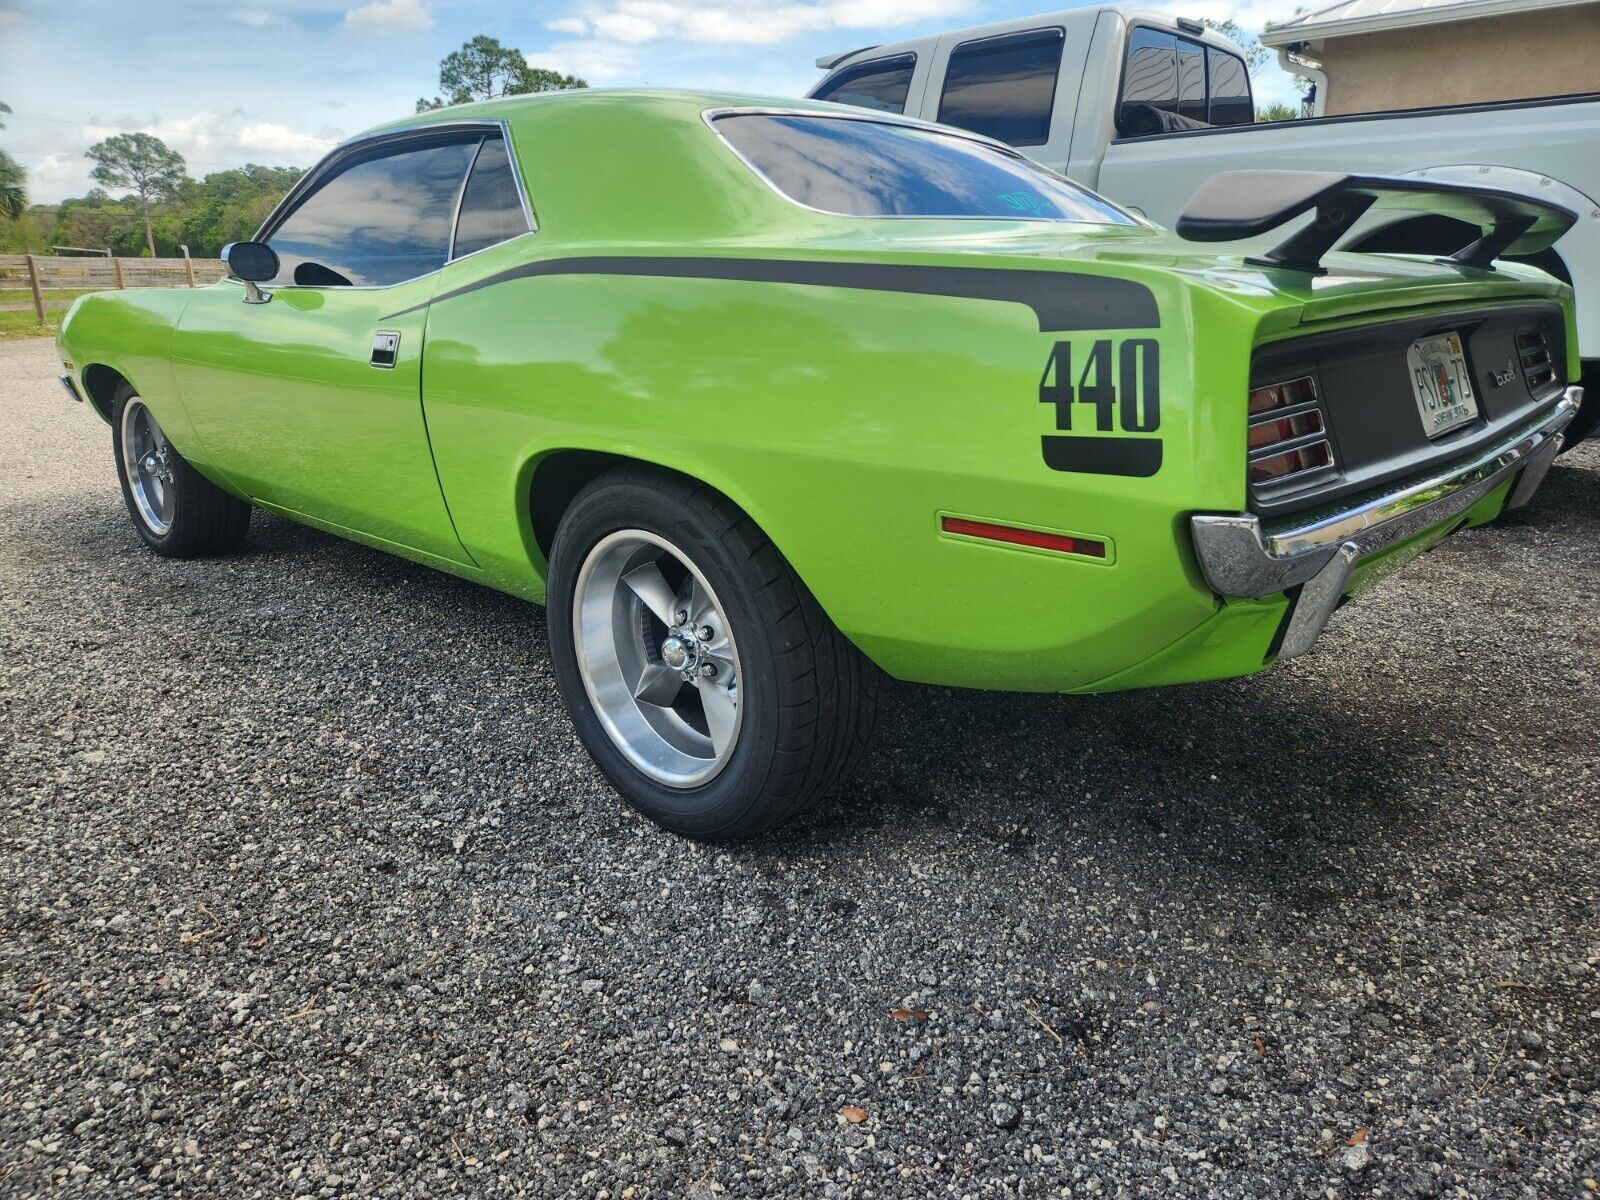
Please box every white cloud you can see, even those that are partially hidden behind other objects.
[343,0,434,34]
[9,111,341,204]
[232,9,295,29]
[534,39,645,86]
[546,0,974,46]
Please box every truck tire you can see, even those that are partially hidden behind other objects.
[546,466,879,840]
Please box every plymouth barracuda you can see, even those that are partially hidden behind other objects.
[56,91,1583,838]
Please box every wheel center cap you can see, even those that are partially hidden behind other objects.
[660,634,693,672]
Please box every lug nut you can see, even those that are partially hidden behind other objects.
[697,626,714,641]
[699,663,717,678]
[674,610,688,625]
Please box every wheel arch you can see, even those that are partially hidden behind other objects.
[79,363,131,424]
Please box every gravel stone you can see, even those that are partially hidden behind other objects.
[2,338,1598,1196]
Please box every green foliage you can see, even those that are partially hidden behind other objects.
[0,99,10,130]
[416,35,587,112]
[49,165,302,258]
[1199,19,1268,74]
[86,132,188,202]
[1255,101,1302,122]
[0,150,25,221]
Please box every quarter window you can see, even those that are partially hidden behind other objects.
[812,54,917,114]
[1207,47,1253,126]
[266,135,477,287]
[714,113,1135,224]
[937,29,1064,148]
[452,134,530,259]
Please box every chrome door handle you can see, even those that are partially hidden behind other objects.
[371,330,400,369]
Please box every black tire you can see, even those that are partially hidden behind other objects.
[546,466,880,840]
[111,382,251,557]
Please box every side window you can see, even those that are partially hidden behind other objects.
[265,136,477,287]
[1207,47,1254,126]
[812,54,916,114]
[1121,27,1179,114]
[937,28,1064,148]
[452,135,530,259]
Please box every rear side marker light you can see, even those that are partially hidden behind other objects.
[940,516,1107,559]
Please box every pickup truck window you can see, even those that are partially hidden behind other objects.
[266,135,478,287]
[812,54,916,114]
[713,112,1135,224]
[1121,27,1252,131]
[937,28,1065,148]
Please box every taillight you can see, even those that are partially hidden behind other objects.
[1517,330,1555,392]
[1247,375,1336,489]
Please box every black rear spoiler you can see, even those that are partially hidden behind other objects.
[1174,170,1577,275]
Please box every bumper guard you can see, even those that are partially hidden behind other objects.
[1191,386,1581,659]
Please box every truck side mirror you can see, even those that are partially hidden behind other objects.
[222,241,279,305]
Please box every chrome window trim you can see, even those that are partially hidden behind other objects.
[250,117,537,293]
[701,106,1142,227]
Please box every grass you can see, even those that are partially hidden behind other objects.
[0,309,59,340]
[0,288,96,304]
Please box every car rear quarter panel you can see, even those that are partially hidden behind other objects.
[419,247,1260,692]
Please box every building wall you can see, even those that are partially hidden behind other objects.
[1318,4,1600,115]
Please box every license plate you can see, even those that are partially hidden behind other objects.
[1407,332,1479,438]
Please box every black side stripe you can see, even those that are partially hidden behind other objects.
[385,256,1160,332]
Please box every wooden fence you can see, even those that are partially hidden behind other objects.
[0,254,229,325]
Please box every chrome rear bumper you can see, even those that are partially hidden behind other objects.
[1191,385,1580,658]
[59,372,83,404]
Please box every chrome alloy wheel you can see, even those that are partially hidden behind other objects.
[572,529,743,788]
[119,397,175,536]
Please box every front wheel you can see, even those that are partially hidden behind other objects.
[546,468,879,840]
[112,383,250,557]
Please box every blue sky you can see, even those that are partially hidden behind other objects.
[0,0,1305,203]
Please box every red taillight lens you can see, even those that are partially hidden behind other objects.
[1248,441,1333,484]
[1247,408,1324,450]
[1248,376,1316,416]
[940,516,1106,559]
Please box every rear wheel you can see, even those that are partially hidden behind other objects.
[546,467,879,839]
[112,383,250,557]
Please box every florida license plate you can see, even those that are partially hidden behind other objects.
[1407,332,1479,438]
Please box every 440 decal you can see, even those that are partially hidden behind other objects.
[1039,338,1161,478]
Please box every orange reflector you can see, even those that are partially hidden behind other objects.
[941,516,1106,559]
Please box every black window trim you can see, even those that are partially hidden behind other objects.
[810,51,919,113]
[1115,20,1253,130]
[251,118,537,292]
[703,105,1141,226]
[936,25,1067,149]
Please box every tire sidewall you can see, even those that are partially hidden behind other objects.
[547,480,785,838]
[110,385,177,553]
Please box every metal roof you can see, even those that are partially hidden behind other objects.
[1259,0,1596,45]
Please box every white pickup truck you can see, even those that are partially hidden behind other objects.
[808,5,1600,444]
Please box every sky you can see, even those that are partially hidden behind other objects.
[0,0,1308,205]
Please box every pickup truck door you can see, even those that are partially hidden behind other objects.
[915,17,1094,176]
[171,127,500,567]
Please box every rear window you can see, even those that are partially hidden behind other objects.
[1120,26,1254,129]
[937,28,1064,147]
[712,113,1136,225]
[812,54,916,114]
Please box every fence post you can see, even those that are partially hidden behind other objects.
[182,245,196,288]
[26,255,46,326]
[112,257,125,289]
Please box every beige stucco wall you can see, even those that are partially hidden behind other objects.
[1317,3,1600,115]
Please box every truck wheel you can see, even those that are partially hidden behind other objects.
[112,383,251,557]
[546,467,879,840]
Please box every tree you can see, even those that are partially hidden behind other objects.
[416,35,586,112]
[85,132,188,257]
[0,102,24,221]
[1255,101,1301,122]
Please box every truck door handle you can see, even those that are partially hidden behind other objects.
[371,330,401,369]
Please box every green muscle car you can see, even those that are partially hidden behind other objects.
[56,91,1583,838]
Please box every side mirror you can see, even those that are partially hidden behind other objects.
[221,241,279,304]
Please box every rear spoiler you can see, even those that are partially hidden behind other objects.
[1175,171,1577,275]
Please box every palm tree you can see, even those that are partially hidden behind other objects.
[0,102,24,220]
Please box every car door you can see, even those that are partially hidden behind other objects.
[171,126,499,566]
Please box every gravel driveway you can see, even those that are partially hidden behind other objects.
[2,337,1596,1198]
